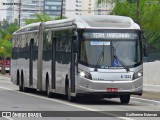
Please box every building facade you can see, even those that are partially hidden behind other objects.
[82,0,95,15]
[64,0,113,18]
[44,0,63,18]
[65,0,83,18]
[94,2,113,15]
[4,0,114,27]
[20,0,44,27]
[0,1,7,21]
[5,0,44,27]
[5,0,19,23]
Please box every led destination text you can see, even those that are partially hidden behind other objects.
[83,32,138,39]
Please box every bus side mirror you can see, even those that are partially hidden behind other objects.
[72,35,78,53]
[143,44,148,57]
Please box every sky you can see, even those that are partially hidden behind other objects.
[0,1,7,21]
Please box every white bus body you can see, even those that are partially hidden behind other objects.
[11,15,143,104]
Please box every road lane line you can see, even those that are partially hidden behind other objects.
[144,89,160,92]
[3,117,14,120]
[131,97,160,104]
[0,86,134,120]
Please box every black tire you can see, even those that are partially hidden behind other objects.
[46,82,53,98]
[67,85,76,102]
[120,95,130,104]
[19,80,26,92]
[23,83,27,92]
[19,76,24,92]
[21,79,27,92]
[21,72,28,92]
[19,84,23,91]
[17,72,22,91]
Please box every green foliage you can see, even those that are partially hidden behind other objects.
[97,0,160,48]
[127,0,136,3]
[0,19,18,58]
[54,16,67,20]
[96,0,115,4]
[7,23,19,34]
[25,13,54,25]
[25,13,67,25]
[0,40,12,58]
[2,19,9,29]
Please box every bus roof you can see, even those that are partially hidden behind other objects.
[73,15,140,29]
[44,15,140,29]
[14,15,140,34]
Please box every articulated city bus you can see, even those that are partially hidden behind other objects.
[11,15,144,104]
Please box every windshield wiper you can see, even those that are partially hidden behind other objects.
[94,44,104,71]
[112,46,130,72]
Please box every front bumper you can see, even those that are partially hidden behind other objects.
[76,77,143,97]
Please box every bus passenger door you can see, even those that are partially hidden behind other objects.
[70,37,78,93]
[29,39,34,86]
[52,37,56,90]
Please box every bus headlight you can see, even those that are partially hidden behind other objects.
[133,70,143,80]
[78,69,92,80]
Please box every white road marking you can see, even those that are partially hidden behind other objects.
[131,97,160,104]
[3,117,14,120]
[0,76,10,80]
[144,89,160,92]
[0,86,133,120]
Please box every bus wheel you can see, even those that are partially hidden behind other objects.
[67,85,76,102]
[46,82,52,98]
[17,72,22,91]
[20,72,27,92]
[19,83,23,91]
[120,95,130,104]
[22,80,27,92]
[19,77,24,92]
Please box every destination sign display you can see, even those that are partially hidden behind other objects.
[83,32,138,39]
[90,41,110,45]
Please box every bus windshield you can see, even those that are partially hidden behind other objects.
[80,40,141,68]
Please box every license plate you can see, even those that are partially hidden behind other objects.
[107,88,118,92]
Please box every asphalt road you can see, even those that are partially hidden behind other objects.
[0,75,160,120]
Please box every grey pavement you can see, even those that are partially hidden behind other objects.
[143,84,160,92]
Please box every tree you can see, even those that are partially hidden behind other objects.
[14,19,19,26]
[0,40,12,74]
[96,0,160,48]
[96,0,116,4]
[25,13,54,25]
[25,13,67,25]
[2,19,9,29]
[0,40,12,58]
[0,19,18,74]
